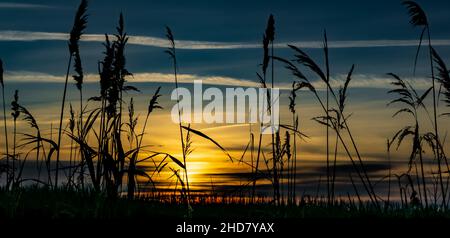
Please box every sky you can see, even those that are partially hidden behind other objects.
[0,0,450,80]
[1,0,450,200]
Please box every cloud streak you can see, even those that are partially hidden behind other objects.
[2,30,450,50]
[3,71,258,87]
[0,3,55,9]
[3,71,431,90]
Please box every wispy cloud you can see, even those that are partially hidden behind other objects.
[3,71,431,90]
[3,71,258,87]
[0,3,55,9]
[317,73,431,90]
[1,30,450,50]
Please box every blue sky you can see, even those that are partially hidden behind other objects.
[0,0,450,84]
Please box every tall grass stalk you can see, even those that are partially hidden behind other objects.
[387,73,431,208]
[72,3,87,189]
[252,14,274,203]
[95,33,115,192]
[0,59,10,188]
[403,0,446,207]
[324,31,331,205]
[431,47,450,206]
[10,90,19,189]
[68,104,75,186]
[165,27,191,204]
[386,139,392,210]
[266,15,281,205]
[127,87,161,199]
[259,14,280,204]
[252,70,266,202]
[329,66,353,203]
[288,82,300,204]
[55,0,88,188]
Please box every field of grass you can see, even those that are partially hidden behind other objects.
[0,187,449,221]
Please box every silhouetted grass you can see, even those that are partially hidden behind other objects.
[0,59,9,188]
[165,26,191,205]
[10,90,19,189]
[403,0,447,207]
[387,73,431,207]
[55,0,88,188]
[275,40,378,207]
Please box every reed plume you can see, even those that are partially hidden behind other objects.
[127,98,137,144]
[114,13,136,190]
[403,1,427,74]
[288,83,298,204]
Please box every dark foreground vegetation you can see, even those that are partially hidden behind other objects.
[0,187,449,220]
